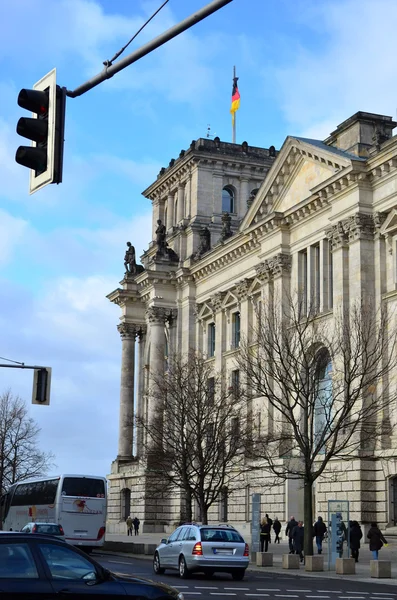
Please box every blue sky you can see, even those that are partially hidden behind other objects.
[1,0,397,480]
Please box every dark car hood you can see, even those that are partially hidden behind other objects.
[111,571,179,595]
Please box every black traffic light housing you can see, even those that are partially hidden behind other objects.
[32,367,52,406]
[15,69,66,194]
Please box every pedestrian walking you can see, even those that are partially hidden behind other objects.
[367,522,387,560]
[273,517,281,543]
[260,517,271,552]
[285,515,298,554]
[349,520,363,563]
[126,515,133,536]
[313,516,327,554]
[292,520,305,562]
[133,516,140,536]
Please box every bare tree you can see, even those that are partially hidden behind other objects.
[137,352,249,524]
[0,390,55,499]
[237,297,397,557]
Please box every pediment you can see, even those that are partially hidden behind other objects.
[380,208,397,236]
[196,302,213,320]
[242,136,354,230]
[222,291,239,309]
[273,157,336,213]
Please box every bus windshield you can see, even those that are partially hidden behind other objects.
[61,477,105,498]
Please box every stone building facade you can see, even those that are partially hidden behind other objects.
[107,113,397,533]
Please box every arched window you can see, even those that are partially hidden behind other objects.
[222,186,235,213]
[314,350,332,454]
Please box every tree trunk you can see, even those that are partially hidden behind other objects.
[303,478,313,557]
[184,488,192,522]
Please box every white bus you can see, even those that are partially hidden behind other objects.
[0,474,107,552]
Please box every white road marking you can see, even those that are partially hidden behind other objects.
[224,588,250,591]
[305,596,330,598]
[182,594,202,596]
[194,586,218,589]
[286,591,312,594]
[317,592,342,594]
[245,595,270,597]
[209,594,236,596]
[275,595,299,598]
[106,560,133,565]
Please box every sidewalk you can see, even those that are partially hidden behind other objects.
[103,532,397,584]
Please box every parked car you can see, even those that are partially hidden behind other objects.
[20,522,65,539]
[0,532,184,599]
[153,523,249,580]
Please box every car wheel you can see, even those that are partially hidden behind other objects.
[179,555,190,579]
[231,568,246,581]
[153,552,165,575]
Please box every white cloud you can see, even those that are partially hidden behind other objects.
[272,0,397,139]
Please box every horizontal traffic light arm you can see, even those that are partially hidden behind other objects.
[66,0,232,98]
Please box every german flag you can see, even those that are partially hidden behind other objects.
[230,76,240,125]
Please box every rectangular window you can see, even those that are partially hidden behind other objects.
[298,250,308,315]
[208,323,216,357]
[232,312,241,348]
[311,243,320,312]
[231,369,240,398]
[328,243,333,309]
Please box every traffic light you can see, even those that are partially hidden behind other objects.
[16,68,66,194]
[32,367,52,406]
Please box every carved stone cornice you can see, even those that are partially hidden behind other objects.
[268,253,291,278]
[345,213,374,242]
[211,292,225,312]
[117,322,140,340]
[235,278,253,301]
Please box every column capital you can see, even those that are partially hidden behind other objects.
[117,322,139,340]
[325,221,349,250]
[235,278,253,301]
[345,213,374,243]
[268,253,291,278]
[146,306,175,324]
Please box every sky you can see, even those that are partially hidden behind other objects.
[2,0,397,481]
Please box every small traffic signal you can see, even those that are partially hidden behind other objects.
[16,68,66,194]
[32,367,52,406]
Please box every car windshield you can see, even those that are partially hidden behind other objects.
[200,528,244,543]
[36,524,62,535]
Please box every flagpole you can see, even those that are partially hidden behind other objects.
[232,65,236,143]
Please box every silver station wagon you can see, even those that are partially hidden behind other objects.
[153,523,249,580]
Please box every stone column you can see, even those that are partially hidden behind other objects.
[166,190,174,230]
[135,326,147,457]
[177,183,185,223]
[117,322,138,459]
[345,213,375,301]
[146,307,167,427]
[239,177,249,213]
[326,221,349,310]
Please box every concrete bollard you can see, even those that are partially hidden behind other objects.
[256,552,273,567]
[305,555,324,572]
[370,560,391,578]
[250,551,257,564]
[282,554,300,569]
[335,558,355,574]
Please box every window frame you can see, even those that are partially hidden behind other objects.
[222,186,235,213]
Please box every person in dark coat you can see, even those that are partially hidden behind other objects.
[367,522,387,560]
[349,521,363,562]
[285,516,298,554]
[273,517,282,543]
[313,516,327,554]
[133,516,140,536]
[292,521,304,562]
[265,514,273,543]
[260,517,271,552]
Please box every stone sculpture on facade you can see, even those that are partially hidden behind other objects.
[124,242,144,275]
[155,219,179,262]
[193,226,211,259]
[220,212,233,242]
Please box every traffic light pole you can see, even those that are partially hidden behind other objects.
[66,0,232,98]
[0,363,51,405]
